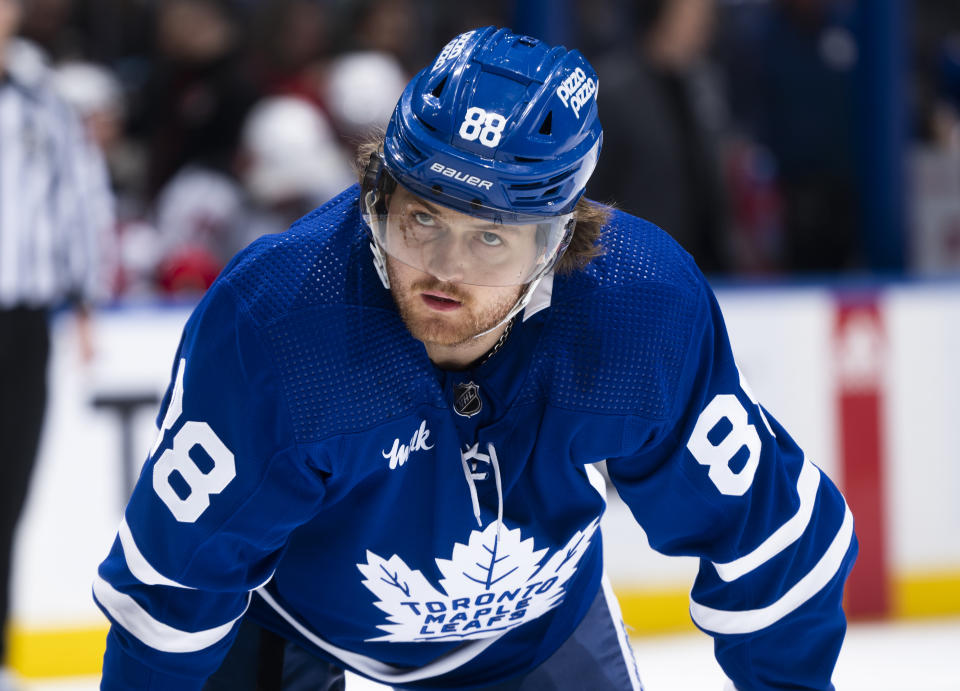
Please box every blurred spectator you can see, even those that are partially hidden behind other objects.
[64,0,154,67]
[152,95,353,294]
[321,50,407,142]
[14,0,73,59]
[247,0,330,102]
[335,0,430,74]
[152,164,242,294]
[722,136,785,274]
[719,0,860,272]
[925,35,960,150]
[52,60,126,296]
[429,0,509,41]
[128,0,260,198]
[238,95,353,216]
[51,59,147,206]
[908,7,960,273]
[52,60,123,149]
[586,0,732,274]
[912,1,960,148]
[573,0,632,60]
[0,3,114,688]
[51,58,148,201]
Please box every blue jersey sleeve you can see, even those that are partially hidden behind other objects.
[94,281,330,688]
[607,278,857,691]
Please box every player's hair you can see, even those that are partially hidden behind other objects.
[355,132,609,275]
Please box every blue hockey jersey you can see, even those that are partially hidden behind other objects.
[94,186,856,690]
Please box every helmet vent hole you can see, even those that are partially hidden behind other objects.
[413,113,437,132]
[431,76,448,98]
[431,184,443,195]
[397,142,424,166]
[543,186,561,197]
[539,111,553,135]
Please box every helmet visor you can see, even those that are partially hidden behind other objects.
[363,183,573,287]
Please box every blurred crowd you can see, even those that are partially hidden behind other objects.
[11,0,960,298]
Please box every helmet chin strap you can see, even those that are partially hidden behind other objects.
[370,240,391,289]
[470,273,544,339]
[364,187,392,290]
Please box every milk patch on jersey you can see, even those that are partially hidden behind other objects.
[381,420,433,469]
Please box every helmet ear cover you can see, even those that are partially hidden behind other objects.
[359,151,398,290]
[360,151,397,219]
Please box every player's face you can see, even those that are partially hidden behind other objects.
[386,256,523,347]
[383,185,542,288]
[383,187,531,346]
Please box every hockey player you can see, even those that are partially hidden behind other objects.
[95,27,857,690]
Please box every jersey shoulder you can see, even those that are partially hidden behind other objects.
[220,184,390,326]
[211,186,435,444]
[529,208,707,420]
[567,207,701,297]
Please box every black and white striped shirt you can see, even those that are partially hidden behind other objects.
[0,39,113,309]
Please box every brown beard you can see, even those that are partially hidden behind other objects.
[387,261,522,347]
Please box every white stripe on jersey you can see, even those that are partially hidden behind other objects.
[600,574,644,691]
[690,504,854,635]
[119,518,194,589]
[712,457,821,582]
[256,587,500,684]
[92,576,248,653]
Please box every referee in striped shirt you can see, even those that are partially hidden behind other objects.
[0,1,113,686]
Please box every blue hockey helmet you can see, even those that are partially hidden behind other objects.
[362,26,603,289]
[383,26,602,219]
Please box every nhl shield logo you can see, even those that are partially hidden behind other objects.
[453,381,482,417]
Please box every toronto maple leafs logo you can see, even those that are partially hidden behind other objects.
[356,518,600,642]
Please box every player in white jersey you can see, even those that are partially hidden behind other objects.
[95,26,857,690]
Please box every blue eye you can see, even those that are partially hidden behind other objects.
[479,231,503,247]
[413,211,435,226]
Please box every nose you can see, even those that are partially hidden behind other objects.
[422,236,467,283]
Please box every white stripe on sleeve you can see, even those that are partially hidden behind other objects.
[93,576,246,653]
[712,458,821,582]
[118,518,193,589]
[690,504,854,635]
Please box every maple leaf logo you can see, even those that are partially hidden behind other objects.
[356,518,600,642]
